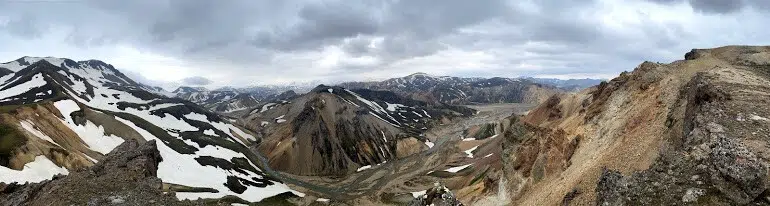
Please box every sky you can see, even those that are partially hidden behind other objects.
[1,0,770,89]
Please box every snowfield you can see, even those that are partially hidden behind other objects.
[54,100,125,154]
[115,117,303,202]
[0,74,48,102]
[0,156,69,184]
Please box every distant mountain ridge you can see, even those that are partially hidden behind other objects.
[169,85,303,115]
[522,77,605,91]
[161,73,600,115]
[339,73,579,105]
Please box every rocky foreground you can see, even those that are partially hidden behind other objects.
[0,140,194,205]
[0,140,295,206]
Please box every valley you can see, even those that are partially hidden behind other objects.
[260,103,534,203]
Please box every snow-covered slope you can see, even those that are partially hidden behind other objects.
[0,57,301,203]
[173,86,298,115]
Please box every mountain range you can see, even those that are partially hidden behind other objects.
[339,73,564,105]
[166,73,600,118]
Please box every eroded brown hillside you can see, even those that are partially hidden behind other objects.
[501,46,770,205]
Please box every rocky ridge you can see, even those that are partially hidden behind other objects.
[497,46,770,205]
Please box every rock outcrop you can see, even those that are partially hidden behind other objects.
[0,140,194,206]
[408,183,464,206]
[595,47,770,205]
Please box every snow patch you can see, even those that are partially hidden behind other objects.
[411,190,427,198]
[422,109,432,118]
[444,163,472,173]
[381,130,387,142]
[356,165,372,172]
[424,140,434,148]
[20,120,61,147]
[0,155,69,184]
[54,99,124,154]
[275,115,287,123]
[258,103,276,113]
[356,161,388,172]
[385,102,405,112]
[203,129,218,136]
[464,146,479,158]
[114,117,303,202]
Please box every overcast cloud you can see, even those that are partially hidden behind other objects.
[1,0,769,89]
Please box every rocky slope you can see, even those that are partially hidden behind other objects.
[497,46,770,205]
[241,85,473,176]
[340,73,563,105]
[0,57,301,203]
[0,140,184,205]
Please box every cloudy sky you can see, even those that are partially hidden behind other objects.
[1,0,769,89]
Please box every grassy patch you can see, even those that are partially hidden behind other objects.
[0,123,26,167]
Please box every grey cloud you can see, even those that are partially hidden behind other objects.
[645,0,770,13]
[688,0,744,13]
[251,1,382,51]
[182,76,213,86]
[3,14,44,38]
[1,0,769,85]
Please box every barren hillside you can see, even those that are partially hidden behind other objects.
[500,46,770,205]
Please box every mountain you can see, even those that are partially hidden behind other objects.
[523,77,605,91]
[497,46,770,205]
[339,73,561,105]
[0,57,301,203]
[172,86,299,115]
[240,85,474,176]
[171,86,208,93]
